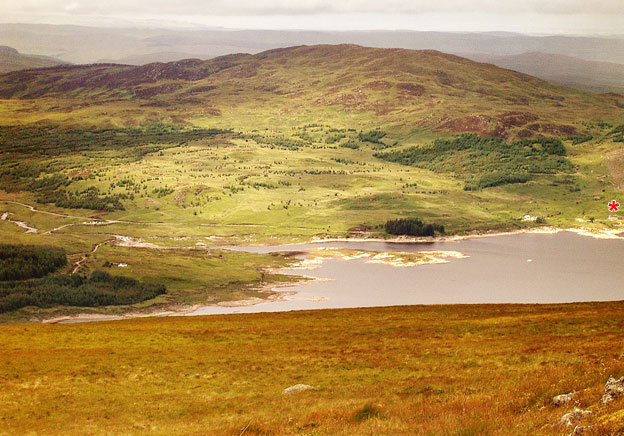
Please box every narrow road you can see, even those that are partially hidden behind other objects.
[0,199,166,227]
[2,200,86,219]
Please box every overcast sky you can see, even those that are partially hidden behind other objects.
[2,0,624,34]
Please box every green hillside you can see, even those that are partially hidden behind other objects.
[0,44,622,319]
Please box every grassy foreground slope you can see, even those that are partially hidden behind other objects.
[1,304,624,435]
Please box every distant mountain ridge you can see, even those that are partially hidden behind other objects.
[101,51,199,65]
[3,23,624,95]
[0,45,66,74]
[2,23,624,65]
[465,52,624,94]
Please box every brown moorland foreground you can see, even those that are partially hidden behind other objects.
[1,303,624,435]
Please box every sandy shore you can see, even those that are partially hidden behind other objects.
[287,247,469,269]
[247,225,624,247]
[41,306,200,324]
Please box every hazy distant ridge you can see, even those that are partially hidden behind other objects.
[465,52,624,94]
[2,24,624,65]
[0,45,66,73]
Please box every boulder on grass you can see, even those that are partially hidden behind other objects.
[601,376,624,404]
[553,392,576,406]
[282,384,314,395]
[559,408,591,427]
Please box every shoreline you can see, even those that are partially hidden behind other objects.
[223,225,624,249]
[40,275,311,325]
[32,225,624,324]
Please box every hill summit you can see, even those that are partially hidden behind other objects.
[0,44,621,137]
[0,46,19,56]
[0,45,65,74]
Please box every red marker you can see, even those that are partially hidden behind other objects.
[608,200,620,212]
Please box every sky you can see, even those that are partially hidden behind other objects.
[2,0,624,34]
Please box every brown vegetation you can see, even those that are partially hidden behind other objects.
[1,303,624,435]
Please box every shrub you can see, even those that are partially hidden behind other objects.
[0,124,231,155]
[609,125,624,135]
[0,244,67,281]
[340,141,360,149]
[0,271,166,313]
[566,134,593,145]
[358,130,387,144]
[375,133,572,190]
[325,134,346,144]
[385,218,445,237]
[36,188,125,211]
[464,172,529,191]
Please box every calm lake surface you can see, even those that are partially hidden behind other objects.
[185,231,624,316]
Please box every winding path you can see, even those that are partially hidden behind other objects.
[1,199,321,233]
[0,199,168,232]
[2,200,86,219]
[70,240,112,275]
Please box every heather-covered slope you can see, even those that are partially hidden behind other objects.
[0,45,621,138]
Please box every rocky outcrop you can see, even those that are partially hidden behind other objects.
[569,425,592,436]
[437,114,507,138]
[559,408,592,427]
[601,376,624,404]
[498,111,538,127]
[526,122,578,136]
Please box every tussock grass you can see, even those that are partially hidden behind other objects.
[353,404,382,422]
[1,303,623,435]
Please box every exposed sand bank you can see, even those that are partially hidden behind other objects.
[266,226,624,247]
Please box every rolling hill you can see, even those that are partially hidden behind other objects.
[0,45,623,337]
[0,44,622,139]
[0,45,622,238]
[0,44,622,250]
[3,23,624,94]
[0,45,66,74]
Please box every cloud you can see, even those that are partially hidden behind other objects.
[1,0,622,34]
[62,2,81,12]
[4,0,624,16]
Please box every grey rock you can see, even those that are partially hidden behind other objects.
[553,392,576,406]
[559,408,592,427]
[282,384,314,395]
[601,376,624,404]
